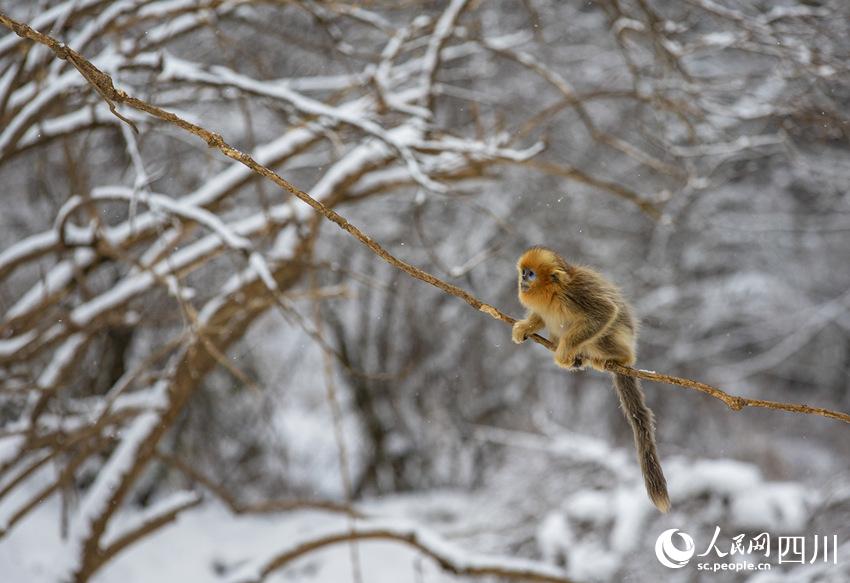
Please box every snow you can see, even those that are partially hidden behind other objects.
[700,31,739,48]
[536,511,572,564]
[730,482,809,532]
[566,543,620,582]
[69,412,161,555]
[1,18,530,336]
[5,249,95,322]
[227,519,570,583]
[61,0,142,62]
[101,490,202,550]
[420,0,470,97]
[2,4,848,583]
[158,53,442,192]
[0,71,82,153]
[248,252,278,292]
[90,187,254,251]
[137,0,214,18]
[762,5,828,23]
[0,65,19,117]
[113,392,170,418]
[4,495,570,583]
[68,201,298,327]
[668,458,762,500]
[183,126,324,208]
[70,271,156,327]
[664,458,811,532]
[0,435,25,467]
[0,330,37,358]
[748,542,850,582]
[412,137,545,162]
[5,116,334,332]
[0,0,105,55]
[563,489,614,525]
[0,496,73,581]
[609,487,654,554]
[613,17,646,34]
[310,136,391,201]
[135,0,244,48]
[36,332,87,389]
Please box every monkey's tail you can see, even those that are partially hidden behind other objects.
[612,373,670,512]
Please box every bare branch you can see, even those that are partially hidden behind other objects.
[229,522,576,583]
[155,451,364,518]
[3,11,847,429]
[99,491,202,562]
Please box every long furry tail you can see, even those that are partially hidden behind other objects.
[612,373,670,512]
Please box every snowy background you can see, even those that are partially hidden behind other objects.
[1,1,849,582]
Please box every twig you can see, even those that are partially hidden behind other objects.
[99,492,202,562]
[2,12,848,427]
[310,269,364,583]
[604,362,850,424]
[420,0,471,110]
[518,158,662,220]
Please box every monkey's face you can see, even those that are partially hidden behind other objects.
[519,266,536,292]
[516,246,565,297]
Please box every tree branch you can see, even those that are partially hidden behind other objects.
[99,492,202,563]
[2,11,848,428]
[230,523,575,583]
[155,451,364,518]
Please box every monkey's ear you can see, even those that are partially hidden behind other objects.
[551,268,566,283]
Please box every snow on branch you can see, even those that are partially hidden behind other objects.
[1,123,321,337]
[99,490,202,562]
[69,411,161,549]
[227,521,575,583]
[58,189,253,252]
[419,0,471,109]
[155,51,443,192]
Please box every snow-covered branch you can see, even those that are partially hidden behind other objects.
[229,521,575,583]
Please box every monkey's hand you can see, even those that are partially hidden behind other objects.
[512,320,536,344]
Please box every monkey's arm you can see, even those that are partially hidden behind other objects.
[554,298,619,367]
[511,312,544,344]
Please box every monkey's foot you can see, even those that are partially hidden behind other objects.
[588,357,608,372]
[554,351,583,370]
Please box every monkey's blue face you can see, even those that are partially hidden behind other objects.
[519,267,536,292]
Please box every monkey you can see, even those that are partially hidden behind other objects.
[511,246,670,512]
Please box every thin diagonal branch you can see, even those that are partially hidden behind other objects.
[99,492,202,562]
[155,451,364,518]
[2,11,848,428]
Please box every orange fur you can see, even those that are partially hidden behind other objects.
[512,246,670,512]
[513,246,635,370]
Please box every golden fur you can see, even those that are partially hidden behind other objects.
[512,246,670,512]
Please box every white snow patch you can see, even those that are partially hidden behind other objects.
[668,458,762,501]
[730,482,809,532]
[37,332,88,389]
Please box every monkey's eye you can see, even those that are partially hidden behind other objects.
[521,268,536,281]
